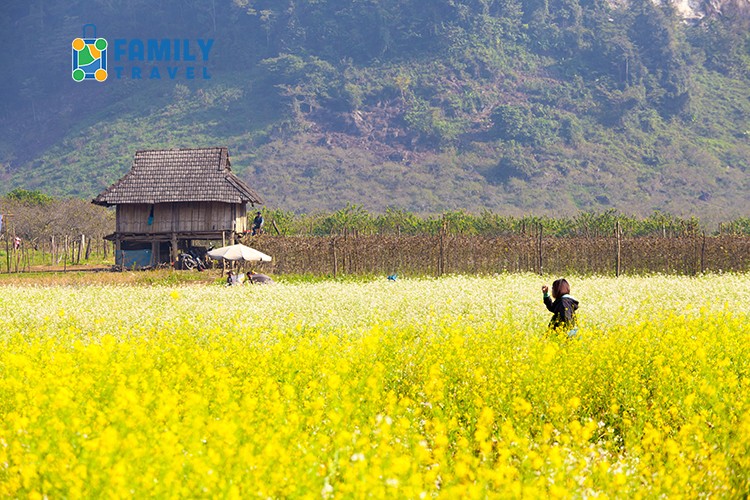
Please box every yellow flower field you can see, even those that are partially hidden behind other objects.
[1,274,749,497]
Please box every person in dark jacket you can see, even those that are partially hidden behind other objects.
[542,278,579,336]
[251,211,264,236]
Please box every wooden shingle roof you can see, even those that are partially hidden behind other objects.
[92,147,263,206]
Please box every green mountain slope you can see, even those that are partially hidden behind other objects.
[0,0,748,223]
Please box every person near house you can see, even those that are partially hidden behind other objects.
[251,211,264,236]
[542,278,579,337]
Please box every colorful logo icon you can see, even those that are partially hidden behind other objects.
[72,24,107,82]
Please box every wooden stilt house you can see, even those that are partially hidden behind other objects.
[93,147,262,267]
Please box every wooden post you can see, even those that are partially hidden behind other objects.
[272,220,281,235]
[171,233,179,266]
[438,232,443,276]
[332,237,338,278]
[615,220,622,277]
[438,219,447,276]
[4,230,9,273]
[151,241,158,267]
[2,214,12,273]
[13,230,19,273]
[221,231,227,272]
[23,245,30,272]
[77,234,84,264]
[537,224,543,276]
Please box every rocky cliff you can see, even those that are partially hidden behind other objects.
[609,0,750,20]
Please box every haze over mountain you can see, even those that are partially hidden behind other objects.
[1,0,748,223]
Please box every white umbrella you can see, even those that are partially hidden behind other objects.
[207,244,272,262]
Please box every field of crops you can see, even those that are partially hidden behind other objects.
[1,274,749,497]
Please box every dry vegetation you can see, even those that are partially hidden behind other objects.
[0,268,218,287]
[250,234,750,277]
[2,233,748,281]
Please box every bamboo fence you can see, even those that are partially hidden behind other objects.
[249,233,750,277]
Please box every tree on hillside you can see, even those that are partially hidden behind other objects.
[629,0,692,117]
[689,17,750,77]
[5,188,53,205]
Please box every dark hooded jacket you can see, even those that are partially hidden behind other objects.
[543,293,579,330]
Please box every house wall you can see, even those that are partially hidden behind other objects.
[116,202,247,234]
[236,204,247,232]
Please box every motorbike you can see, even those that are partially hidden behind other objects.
[179,248,208,271]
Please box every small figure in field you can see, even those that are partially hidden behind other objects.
[226,270,242,286]
[247,270,274,285]
[542,278,579,337]
[251,211,264,236]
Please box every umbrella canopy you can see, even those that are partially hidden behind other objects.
[207,244,272,262]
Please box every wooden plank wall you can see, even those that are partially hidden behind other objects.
[116,202,245,233]
[236,204,247,233]
[117,204,151,233]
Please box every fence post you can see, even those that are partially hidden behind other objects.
[77,234,84,264]
[63,235,68,271]
[4,230,9,273]
[13,231,20,273]
[615,220,622,277]
[221,231,226,272]
[438,218,447,276]
[70,237,76,265]
[537,224,543,276]
[331,237,338,278]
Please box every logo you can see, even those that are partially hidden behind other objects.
[72,24,107,82]
[112,39,213,80]
[70,24,214,82]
